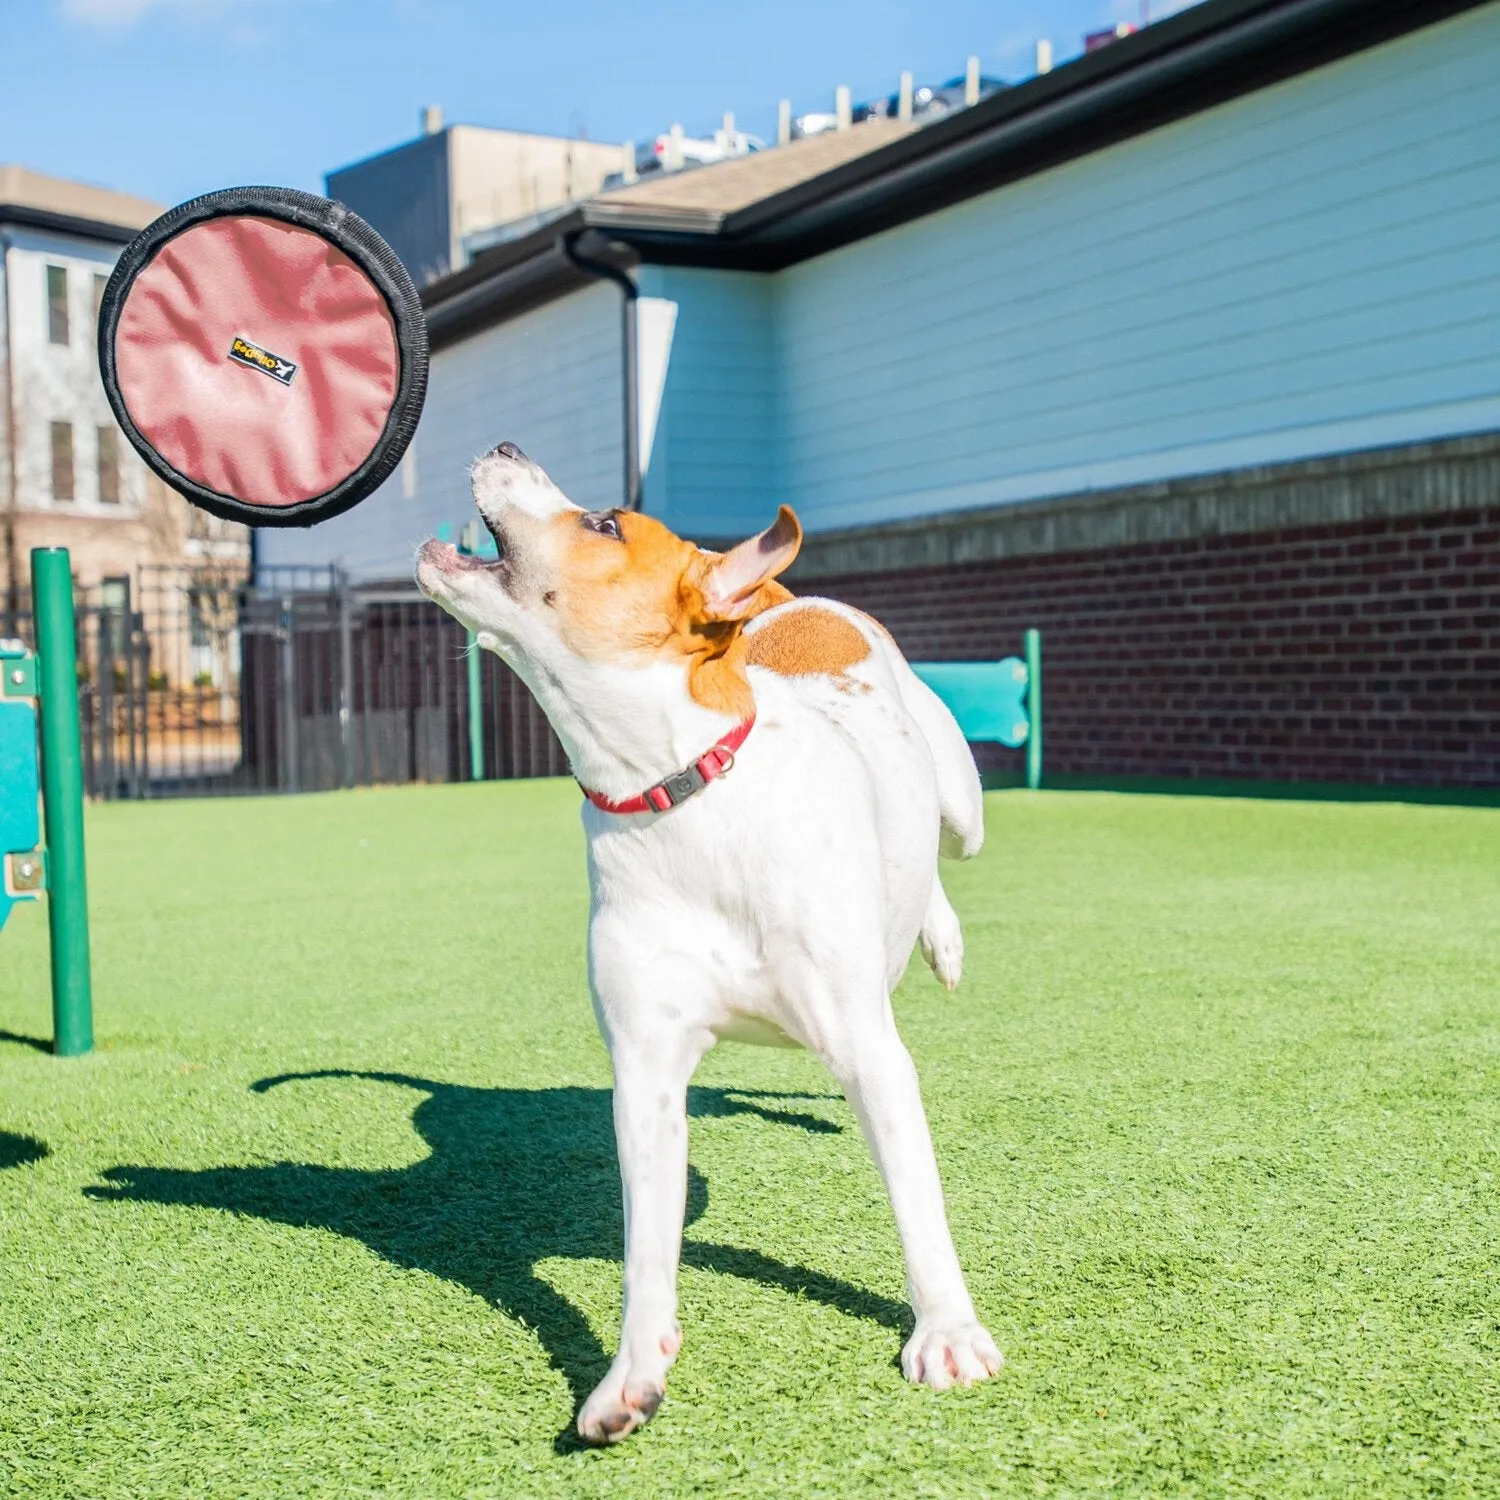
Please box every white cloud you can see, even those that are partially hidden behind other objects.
[59,0,259,29]
[63,0,187,24]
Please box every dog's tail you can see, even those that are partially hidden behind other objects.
[881,647,985,861]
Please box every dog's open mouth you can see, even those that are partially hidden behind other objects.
[416,537,493,582]
[418,516,510,581]
[483,515,507,565]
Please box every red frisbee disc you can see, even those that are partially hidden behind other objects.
[99,187,427,528]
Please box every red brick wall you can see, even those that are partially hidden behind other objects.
[806,507,1500,787]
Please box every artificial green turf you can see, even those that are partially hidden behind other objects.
[1,782,1497,1498]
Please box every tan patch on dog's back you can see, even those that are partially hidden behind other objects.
[746,606,871,678]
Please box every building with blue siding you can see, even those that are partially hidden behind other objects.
[262,0,1499,787]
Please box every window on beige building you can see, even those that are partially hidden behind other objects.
[46,265,69,346]
[51,421,75,500]
[97,425,120,503]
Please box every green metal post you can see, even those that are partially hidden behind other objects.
[1024,627,1042,791]
[31,549,93,1056]
[466,631,484,781]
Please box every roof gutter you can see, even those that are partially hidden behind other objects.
[423,225,588,349]
[0,204,146,245]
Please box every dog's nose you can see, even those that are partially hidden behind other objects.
[488,441,527,462]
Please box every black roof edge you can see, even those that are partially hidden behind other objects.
[722,0,1286,243]
[425,223,640,350]
[423,205,583,314]
[710,0,1483,269]
[419,0,1489,325]
[0,204,143,246]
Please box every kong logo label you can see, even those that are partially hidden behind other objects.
[227,336,297,386]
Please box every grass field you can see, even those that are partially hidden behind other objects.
[1,782,1497,1498]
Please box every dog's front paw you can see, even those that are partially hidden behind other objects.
[901,1321,1003,1391]
[577,1327,681,1445]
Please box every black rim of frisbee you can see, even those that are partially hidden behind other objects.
[98,185,428,529]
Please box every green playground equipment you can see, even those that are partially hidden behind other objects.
[913,628,1043,791]
[1,549,94,1056]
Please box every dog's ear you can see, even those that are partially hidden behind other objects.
[700,506,802,621]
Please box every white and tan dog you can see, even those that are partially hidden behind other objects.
[417,442,1001,1444]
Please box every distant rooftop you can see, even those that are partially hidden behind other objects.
[0,164,161,241]
[591,119,916,232]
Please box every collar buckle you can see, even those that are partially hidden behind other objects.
[655,765,707,810]
[583,714,756,817]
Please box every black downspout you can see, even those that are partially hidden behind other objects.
[561,232,640,512]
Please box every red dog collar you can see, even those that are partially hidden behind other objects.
[582,716,754,815]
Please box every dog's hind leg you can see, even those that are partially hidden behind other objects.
[918,876,964,991]
[820,1003,1001,1391]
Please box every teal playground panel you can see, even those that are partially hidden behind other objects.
[913,628,1043,790]
[0,642,43,927]
[0,550,94,1056]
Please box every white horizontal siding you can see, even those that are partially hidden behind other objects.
[257,281,623,581]
[775,3,1500,532]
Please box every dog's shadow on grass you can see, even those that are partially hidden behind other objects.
[0,1130,49,1169]
[87,1070,909,1448]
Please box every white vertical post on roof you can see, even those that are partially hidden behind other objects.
[621,141,637,185]
[965,56,980,105]
[722,111,735,152]
[666,124,685,171]
[835,85,852,130]
[1035,38,1053,74]
[777,99,792,145]
[898,71,914,122]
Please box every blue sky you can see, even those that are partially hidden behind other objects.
[2,0,1200,209]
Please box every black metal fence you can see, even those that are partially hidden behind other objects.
[0,566,566,800]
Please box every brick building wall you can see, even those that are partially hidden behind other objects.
[787,437,1500,789]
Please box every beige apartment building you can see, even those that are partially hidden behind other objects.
[326,114,628,286]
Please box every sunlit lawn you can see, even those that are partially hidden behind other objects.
[1,782,1496,1496]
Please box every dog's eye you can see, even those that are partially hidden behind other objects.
[583,511,623,541]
